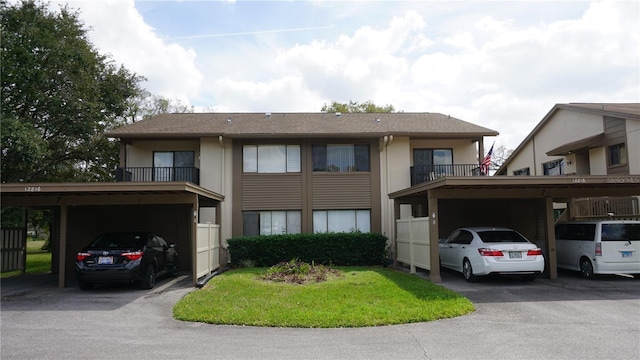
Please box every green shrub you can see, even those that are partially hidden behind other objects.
[227,232,387,267]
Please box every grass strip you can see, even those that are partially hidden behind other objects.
[173,267,474,328]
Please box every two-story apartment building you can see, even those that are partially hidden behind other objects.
[108,112,499,244]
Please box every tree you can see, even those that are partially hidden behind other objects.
[321,100,397,113]
[1,0,144,182]
[123,90,194,124]
[490,145,514,170]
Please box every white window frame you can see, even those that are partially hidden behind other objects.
[243,144,300,173]
[312,210,371,233]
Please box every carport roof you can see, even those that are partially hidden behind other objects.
[1,182,224,207]
[389,175,640,200]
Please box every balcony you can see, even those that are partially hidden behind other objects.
[115,167,200,185]
[410,164,483,186]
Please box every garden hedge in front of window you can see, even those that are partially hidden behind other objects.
[227,232,387,267]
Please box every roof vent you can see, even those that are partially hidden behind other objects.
[335,112,342,118]
[376,118,381,123]
[265,112,271,118]
[227,118,231,123]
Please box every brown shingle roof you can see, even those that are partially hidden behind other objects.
[107,112,499,139]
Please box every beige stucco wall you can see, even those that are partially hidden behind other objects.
[409,139,478,164]
[627,119,640,174]
[589,147,607,175]
[199,137,233,244]
[379,137,480,241]
[126,140,201,167]
[533,109,603,175]
[506,109,605,176]
[379,136,410,241]
[507,141,536,175]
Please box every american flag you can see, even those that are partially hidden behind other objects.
[480,143,494,175]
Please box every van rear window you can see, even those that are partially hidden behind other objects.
[601,224,640,241]
[555,224,596,241]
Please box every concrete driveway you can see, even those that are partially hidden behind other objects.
[1,269,639,360]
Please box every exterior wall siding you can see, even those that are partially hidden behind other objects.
[603,117,629,175]
[627,119,640,174]
[311,173,372,209]
[242,174,303,210]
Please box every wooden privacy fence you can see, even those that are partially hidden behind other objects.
[1,228,25,273]
[196,223,220,279]
[396,217,431,273]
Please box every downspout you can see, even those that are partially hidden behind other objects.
[218,135,228,265]
[381,135,394,260]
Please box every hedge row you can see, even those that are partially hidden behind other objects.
[227,232,388,267]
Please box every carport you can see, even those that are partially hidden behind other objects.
[389,175,640,282]
[1,182,224,288]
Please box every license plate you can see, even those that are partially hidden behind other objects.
[98,256,113,265]
[509,251,522,259]
[621,251,633,258]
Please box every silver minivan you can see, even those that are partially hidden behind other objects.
[555,220,640,278]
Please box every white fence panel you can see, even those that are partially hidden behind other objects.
[196,223,220,278]
[395,217,431,273]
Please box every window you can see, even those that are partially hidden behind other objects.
[513,168,530,176]
[243,145,300,173]
[413,149,453,175]
[153,151,195,181]
[543,159,565,175]
[313,210,370,233]
[242,210,301,236]
[312,144,369,172]
[608,143,627,166]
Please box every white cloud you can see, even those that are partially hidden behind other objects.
[53,0,202,105]
[48,1,638,152]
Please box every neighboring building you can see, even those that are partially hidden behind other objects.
[497,103,640,177]
[496,103,640,219]
[107,112,498,243]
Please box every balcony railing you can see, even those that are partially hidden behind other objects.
[115,167,200,185]
[410,164,483,186]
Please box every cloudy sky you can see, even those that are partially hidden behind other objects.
[47,0,639,150]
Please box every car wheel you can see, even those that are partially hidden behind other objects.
[139,265,157,290]
[169,257,179,277]
[462,259,477,282]
[579,257,594,279]
[78,280,93,290]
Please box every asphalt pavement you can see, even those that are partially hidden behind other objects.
[1,269,639,360]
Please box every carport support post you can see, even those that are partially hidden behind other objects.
[428,190,441,283]
[545,197,558,279]
[58,205,68,288]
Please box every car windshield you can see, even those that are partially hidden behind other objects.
[89,233,146,249]
[477,230,529,243]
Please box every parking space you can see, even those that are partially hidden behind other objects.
[2,268,639,360]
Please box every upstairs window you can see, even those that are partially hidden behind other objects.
[413,149,453,175]
[153,151,195,181]
[312,144,369,172]
[243,145,300,173]
[543,159,565,175]
[608,143,627,166]
[513,167,530,176]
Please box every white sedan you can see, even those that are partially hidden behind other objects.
[439,227,545,282]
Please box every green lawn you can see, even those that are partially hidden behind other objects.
[173,267,475,328]
[0,240,52,278]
